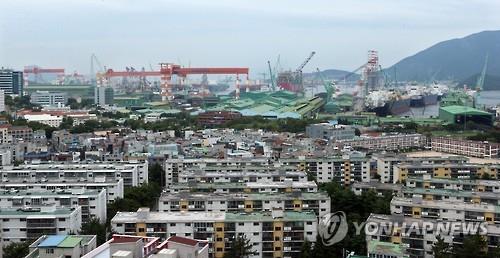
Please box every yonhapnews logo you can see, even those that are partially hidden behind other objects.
[318,211,348,246]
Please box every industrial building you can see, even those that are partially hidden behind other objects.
[112,208,317,258]
[439,105,494,126]
[30,91,68,106]
[0,69,24,95]
[207,91,325,119]
[24,85,95,100]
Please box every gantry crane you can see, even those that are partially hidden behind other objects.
[101,63,249,100]
[23,66,65,84]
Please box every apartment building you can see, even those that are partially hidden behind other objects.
[402,186,500,206]
[168,181,318,194]
[26,235,97,258]
[374,154,468,183]
[0,160,148,188]
[0,188,107,223]
[158,191,330,217]
[391,196,500,223]
[305,123,355,141]
[431,136,500,158]
[365,214,500,258]
[83,234,161,258]
[0,206,81,244]
[350,181,402,196]
[0,177,124,202]
[165,158,271,185]
[336,133,427,151]
[406,176,500,193]
[393,163,499,183]
[175,168,307,185]
[280,156,370,185]
[111,208,317,258]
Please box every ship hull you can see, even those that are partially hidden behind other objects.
[410,94,438,107]
[368,99,410,116]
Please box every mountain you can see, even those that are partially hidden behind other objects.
[459,73,500,91]
[303,69,360,81]
[387,30,500,84]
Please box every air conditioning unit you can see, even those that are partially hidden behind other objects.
[188,205,195,209]
[302,204,309,208]
[284,237,291,241]
[207,227,214,232]
[284,227,291,231]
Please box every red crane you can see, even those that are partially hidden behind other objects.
[24,66,65,84]
[100,63,249,100]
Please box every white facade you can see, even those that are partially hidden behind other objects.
[111,208,318,258]
[0,189,107,223]
[30,91,68,106]
[0,206,82,245]
[0,160,148,188]
[158,191,331,217]
[23,114,63,127]
[0,90,5,112]
[0,178,124,202]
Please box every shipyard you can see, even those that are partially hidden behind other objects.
[1,1,500,258]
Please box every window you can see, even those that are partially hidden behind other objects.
[59,228,66,231]
[138,228,145,232]
[238,223,244,226]
[170,223,176,226]
[46,249,54,254]
[58,218,66,222]
[275,227,281,231]
[185,223,191,226]
[253,222,259,226]
[274,247,281,251]
[253,232,259,236]
[274,236,280,241]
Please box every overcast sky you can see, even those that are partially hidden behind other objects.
[1,0,499,77]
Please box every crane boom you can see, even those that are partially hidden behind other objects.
[296,51,316,72]
[476,53,489,91]
[316,68,335,101]
[267,61,276,91]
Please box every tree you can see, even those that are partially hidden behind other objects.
[80,217,107,245]
[454,234,488,258]
[299,239,313,258]
[59,117,74,130]
[149,163,165,188]
[3,241,30,258]
[432,235,452,258]
[223,235,257,258]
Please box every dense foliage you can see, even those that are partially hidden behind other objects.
[79,217,107,245]
[223,235,257,258]
[3,241,31,258]
[106,163,164,225]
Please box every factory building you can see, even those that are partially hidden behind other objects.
[30,91,68,106]
[439,105,494,126]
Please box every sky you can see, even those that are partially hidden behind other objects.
[1,0,500,77]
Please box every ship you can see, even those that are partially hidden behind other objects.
[406,84,439,107]
[365,89,411,116]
